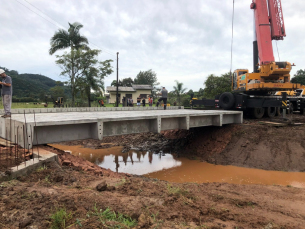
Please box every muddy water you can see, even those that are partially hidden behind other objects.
[51,144,305,188]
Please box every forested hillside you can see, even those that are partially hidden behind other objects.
[0,66,70,102]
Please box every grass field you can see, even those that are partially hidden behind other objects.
[0,102,155,109]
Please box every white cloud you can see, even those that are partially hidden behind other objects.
[1,0,304,92]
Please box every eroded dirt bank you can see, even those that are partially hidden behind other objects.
[184,115,305,172]
[1,157,305,228]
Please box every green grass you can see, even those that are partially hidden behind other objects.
[88,205,137,228]
[166,184,189,196]
[36,165,48,172]
[50,208,72,229]
[3,102,156,109]
[11,102,46,109]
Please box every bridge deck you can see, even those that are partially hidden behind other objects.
[0,109,242,148]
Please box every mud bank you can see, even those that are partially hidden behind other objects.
[185,116,305,172]
[1,157,305,228]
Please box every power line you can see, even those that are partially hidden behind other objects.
[14,0,63,28]
[22,0,65,29]
[15,0,117,57]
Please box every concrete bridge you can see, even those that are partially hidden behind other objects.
[0,107,242,149]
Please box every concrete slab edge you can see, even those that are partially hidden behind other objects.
[0,151,58,182]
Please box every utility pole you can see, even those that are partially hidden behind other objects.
[116,52,119,107]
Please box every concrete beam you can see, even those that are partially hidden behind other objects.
[0,109,243,148]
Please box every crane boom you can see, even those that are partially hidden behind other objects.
[250,0,286,65]
[231,0,299,95]
[251,0,274,65]
[268,0,286,40]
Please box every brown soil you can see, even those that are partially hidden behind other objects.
[185,114,305,171]
[1,114,305,228]
[1,154,305,229]
[0,146,33,173]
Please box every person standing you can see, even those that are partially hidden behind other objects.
[137,96,141,106]
[158,87,168,110]
[149,96,153,107]
[142,97,146,107]
[129,98,132,106]
[0,69,12,118]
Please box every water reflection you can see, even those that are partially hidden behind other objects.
[98,151,181,175]
[52,144,181,175]
[51,144,305,188]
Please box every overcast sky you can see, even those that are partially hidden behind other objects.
[1,0,305,91]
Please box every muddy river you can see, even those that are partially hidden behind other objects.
[51,144,305,188]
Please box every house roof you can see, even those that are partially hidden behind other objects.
[106,84,153,92]
[132,84,153,90]
[106,86,136,92]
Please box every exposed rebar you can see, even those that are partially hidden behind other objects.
[33,111,40,160]
[30,125,34,162]
[23,125,26,167]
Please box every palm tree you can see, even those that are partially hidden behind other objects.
[49,22,89,55]
[173,80,187,105]
[49,22,89,106]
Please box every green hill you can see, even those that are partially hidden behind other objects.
[0,66,70,102]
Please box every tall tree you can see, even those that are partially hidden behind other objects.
[134,69,159,86]
[291,69,305,85]
[197,88,204,98]
[173,80,187,105]
[121,77,134,87]
[49,22,89,106]
[111,80,122,87]
[203,72,232,99]
[111,77,134,87]
[187,89,194,99]
[49,81,65,100]
[76,50,113,107]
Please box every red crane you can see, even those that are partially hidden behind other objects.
[250,0,286,65]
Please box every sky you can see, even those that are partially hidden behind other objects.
[1,0,305,92]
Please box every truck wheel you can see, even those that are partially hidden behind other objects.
[252,107,265,119]
[276,107,282,116]
[266,107,276,118]
[219,92,235,110]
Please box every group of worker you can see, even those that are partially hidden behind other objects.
[134,87,168,109]
[104,87,169,109]
[136,96,152,107]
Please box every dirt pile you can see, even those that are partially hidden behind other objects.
[1,160,305,228]
[60,131,190,153]
[43,146,129,179]
[184,116,305,171]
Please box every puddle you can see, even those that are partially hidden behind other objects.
[52,144,181,175]
[51,144,305,188]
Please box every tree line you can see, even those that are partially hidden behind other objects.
[198,70,305,100]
